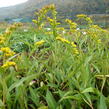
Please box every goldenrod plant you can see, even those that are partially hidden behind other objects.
[0,4,109,109]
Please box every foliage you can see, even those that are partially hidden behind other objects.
[0,4,109,109]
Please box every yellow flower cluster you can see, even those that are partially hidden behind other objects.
[0,35,5,44]
[87,31,97,38]
[38,4,55,16]
[44,4,55,10]
[5,29,12,36]
[71,42,77,47]
[0,23,22,69]
[57,27,65,31]
[35,4,55,19]
[77,14,93,24]
[33,4,56,31]
[77,14,87,18]
[90,25,102,30]
[14,22,23,27]
[39,4,55,14]
[35,40,45,46]
[47,17,60,26]
[40,4,55,13]
[87,25,103,44]
[65,19,72,24]
[0,47,15,57]
[56,36,70,44]
[72,48,79,55]
[65,19,77,29]
[45,31,53,35]
[70,42,79,55]
[56,36,79,55]
[47,17,54,23]
[32,19,38,24]
[2,61,16,68]
[5,22,23,36]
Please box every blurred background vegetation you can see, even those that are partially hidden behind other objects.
[0,0,109,27]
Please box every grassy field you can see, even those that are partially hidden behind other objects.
[0,4,109,109]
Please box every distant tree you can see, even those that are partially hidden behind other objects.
[4,18,11,22]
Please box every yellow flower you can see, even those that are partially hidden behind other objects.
[77,14,87,18]
[0,47,15,57]
[57,27,65,31]
[65,19,77,29]
[5,29,12,35]
[77,14,93,24]
[0,36,5,44]
[5,52,15,57]
[86,17,93,24]
[1,47,10,52]
[65,19,72,24]
[32,19,38,24]
[10,25,16,30]
[56,37,70,44]
[42,4,55,11]
[90,25,101,30]
[71,42,77,47]
[97,39,101,44]
[35,40,45,46]
[45,31,53,35]
[49,4,55,10]
[5,23,22,34]
[47,17,54,23]
[2,61,16,68]
[14,22,23,27]
[73,48,79,55]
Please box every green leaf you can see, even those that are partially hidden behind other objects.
[0,99,4,107]
[38,106,48,109]
[84,55,93,66]
[98,94,107,109]
[81,87,95,93]
[46,90,57,109]
[8,73,43,92]
[29,87,39,107]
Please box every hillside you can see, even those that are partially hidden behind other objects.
[0,0,109,22]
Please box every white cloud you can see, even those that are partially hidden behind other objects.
[0,0,28,8]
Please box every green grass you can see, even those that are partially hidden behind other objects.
[0,25,109,109]
[0,5,109,109]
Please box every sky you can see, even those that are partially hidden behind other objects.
[0,0,28,8]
